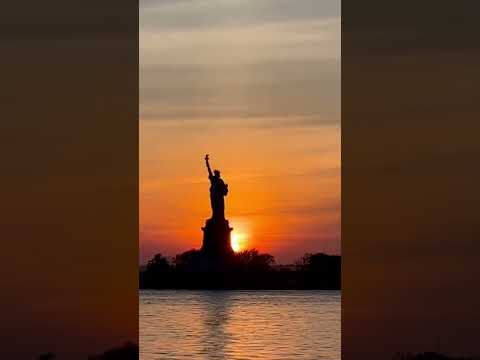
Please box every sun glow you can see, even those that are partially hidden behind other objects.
[231,232,247,253]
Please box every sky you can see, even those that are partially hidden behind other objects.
[140,0,340,264]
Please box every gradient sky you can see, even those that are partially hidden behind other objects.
[140,0,340,264]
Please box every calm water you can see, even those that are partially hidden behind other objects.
[140,290,341,360]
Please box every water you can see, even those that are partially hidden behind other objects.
[140,290,341,360]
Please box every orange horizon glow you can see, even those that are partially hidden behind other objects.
[139,120,340,264]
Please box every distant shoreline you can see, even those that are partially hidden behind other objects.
[139,252,341,290]
[139,270,341,290]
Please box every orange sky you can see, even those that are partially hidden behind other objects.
[140,0,340,264]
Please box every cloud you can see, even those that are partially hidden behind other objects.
[141,18,340,67]
[232,196,340,218]
[139,58,340,122]
[141,0,339,31]
[140,0,340,124]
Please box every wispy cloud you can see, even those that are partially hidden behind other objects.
[141,0,339,31]
[235,201,340,218]
[140,0,340,123]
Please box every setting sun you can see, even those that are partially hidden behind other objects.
[231,232,247,253]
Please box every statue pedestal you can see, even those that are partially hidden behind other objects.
[201,217,234,258]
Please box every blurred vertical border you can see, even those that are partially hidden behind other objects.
[0,1,138,358]
[343,1,480,359]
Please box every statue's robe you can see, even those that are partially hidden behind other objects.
[209,175,228,219]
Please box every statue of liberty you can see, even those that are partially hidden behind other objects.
[205,154,228,220]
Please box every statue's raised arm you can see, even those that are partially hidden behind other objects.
[205,154,213,178]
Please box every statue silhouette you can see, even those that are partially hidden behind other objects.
[205,154,228,219]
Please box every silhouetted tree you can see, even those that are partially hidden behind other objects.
[296,252,340,272]
[146,253,171,274]
[294,252,341,289]
[140,249,341,290]
[174,249,203,271]
[235,249,275,272]
[174,249,198,266]
[295,253,309,271]
[141,253,172,287]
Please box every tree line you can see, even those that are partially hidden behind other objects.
[140,249,341,290]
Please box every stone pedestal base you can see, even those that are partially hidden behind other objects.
[201,217,234,258]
